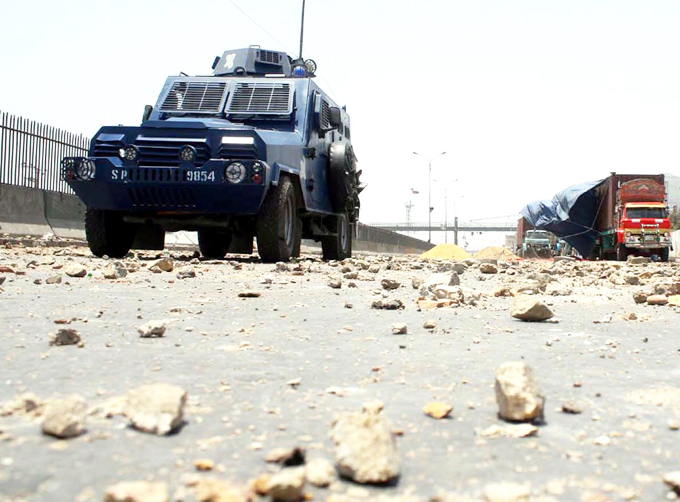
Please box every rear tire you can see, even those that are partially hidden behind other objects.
[198,229,232,259]
[322,213,352,261]
[616,245,628,262]
[660,247,670,262]
[256,177,301,263]
[85,209,135,258]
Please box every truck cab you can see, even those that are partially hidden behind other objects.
[618,201,671,260]
[62,47,362,262]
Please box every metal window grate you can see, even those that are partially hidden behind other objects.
[159,81,228,113]
[257,50,281,64]
[226,82,293,115]
[320,99,330,129]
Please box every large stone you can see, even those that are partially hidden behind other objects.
[137,320,168,338]
[494,362,544,423]
[509,296,554,322]
[49,328,81,346]
[266,466,306,502]
[64,263,87,278]
[381,278,400,290]
[305,458,335,487]
[102,261,128,279]
[480,263,498,274]
[331,406,400,484]
[647,294,669,306]
[41,395,87,439]
[194,478,248,502]
[104,481,169,502]
[124,383,187,435]
[149,258,174,273]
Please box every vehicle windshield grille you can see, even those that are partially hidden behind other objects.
[159,81,228,113]
[226,82,292,115]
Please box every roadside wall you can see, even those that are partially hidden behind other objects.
[0,184,432,255]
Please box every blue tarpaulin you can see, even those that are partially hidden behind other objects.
[520,179,605,257]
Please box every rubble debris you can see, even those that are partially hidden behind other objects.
[238,290,262,298]
[423,402,453,419]
[64,263,87,277]
[193,478,248,502]
[265,467,306,502]
[476,424,538,438]
[41,395,87,439]
[149,258,174,273]
[194,458,215,471]
[647,294,669,306]
[494,361,544,423]
[137,320,168,338]
[102,261,128,279]
[381,278,400,290]
[305,458,335,487]
[391,323,408,335]
[328,278,342,289]
[49,328,82,347]
[124,383,187,435]
[509,296,554,322]
[423,320,437,330]
[419,244,470,260]
[331,404,400,484]
[479,263,498,274]
[482,481,531,502]
[371,299,404,310]
[265,447,306,466]
[663,471,680,495]
[104,481,169,502]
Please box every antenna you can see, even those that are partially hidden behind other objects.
[298,0,306,59]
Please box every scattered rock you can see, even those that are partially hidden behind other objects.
[509,296,554,322]
[494,361,544,423]
[104,481,169,502]
[480,263,498,274]
[381,278,400,290]
[371,299,404,310]
[194,458,215,471]
[482,481,531,502]
[46,275,62,284]
[328,278,342,289]
[124,383,187,435]
[64,263,87,278]
[266,467,306,502]
[561,402,584,414]
[477,424,538,438]
[391,323,408,335]
[49,328,81,347]
[149,258,174,273]
[331,405,400,484]
[41,395,87,439]
[238,290,262,298]
[423,320,437,330]
[0,393,43,417]
[663,471,680,495]
[176,267,197,279]
[102,261,128,279]
[193,478,248,502]
[137,320,168,338]
[647,294,669,306]
[423,402,453,419]
[306,458,335,487]
[265,447,306,466]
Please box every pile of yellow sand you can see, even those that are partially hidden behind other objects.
[420,243,471,260]
[473,246,521,261]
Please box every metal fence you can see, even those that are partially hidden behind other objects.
[0,111,90,193]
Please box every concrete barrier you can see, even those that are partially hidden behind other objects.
[0,184,433,255]
[43,191,86,239]
[0,184,51,236]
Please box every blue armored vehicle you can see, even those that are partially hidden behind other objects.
[62,47,361,262]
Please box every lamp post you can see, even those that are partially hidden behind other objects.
[413,151,446,243]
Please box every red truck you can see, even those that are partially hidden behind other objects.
[594,174,671,261]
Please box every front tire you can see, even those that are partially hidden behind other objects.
[256,177,301,263]
[198,229,232,259]
[660,247,670,262]
[322,213,352,261]
[85,209,135,258]
[616,244,628,262]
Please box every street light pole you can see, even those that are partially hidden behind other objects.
[413,151,446,243]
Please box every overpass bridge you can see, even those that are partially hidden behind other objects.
[364,218,516,245]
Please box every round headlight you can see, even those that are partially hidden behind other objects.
[625,232,631,237]
[120,146,138,162]
[180,145,196,163]
[225,162,246,184]
[75,159,96,180]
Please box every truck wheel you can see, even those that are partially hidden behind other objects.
[328,142,357,213]
[660,247,670,262]
[322,213,352,261]
[198,229,232,259]
[256,176,301,262]
[616,245,628,262]
[85,209,135,258]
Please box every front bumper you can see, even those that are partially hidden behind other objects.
[624,234,671,249]
[62,157,268,214]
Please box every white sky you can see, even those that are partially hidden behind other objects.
[2,0,680,246]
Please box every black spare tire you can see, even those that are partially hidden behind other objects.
[328,142,357,214]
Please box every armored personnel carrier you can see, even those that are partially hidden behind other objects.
[62,47,362,262]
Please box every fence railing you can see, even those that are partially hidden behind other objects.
[0,111,90,193]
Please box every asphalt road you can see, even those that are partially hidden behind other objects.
[1,243,680,501]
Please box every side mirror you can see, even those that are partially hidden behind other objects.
[328,107,342,128]
[142,105,153,122]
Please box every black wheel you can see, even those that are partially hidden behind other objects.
[660,247,670,262]
[328,142,361,224]
[616,245,628,262]
[256,177,301,263]
[85,209,135,258]
[322,213,352,261]
[198,229,232,259]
